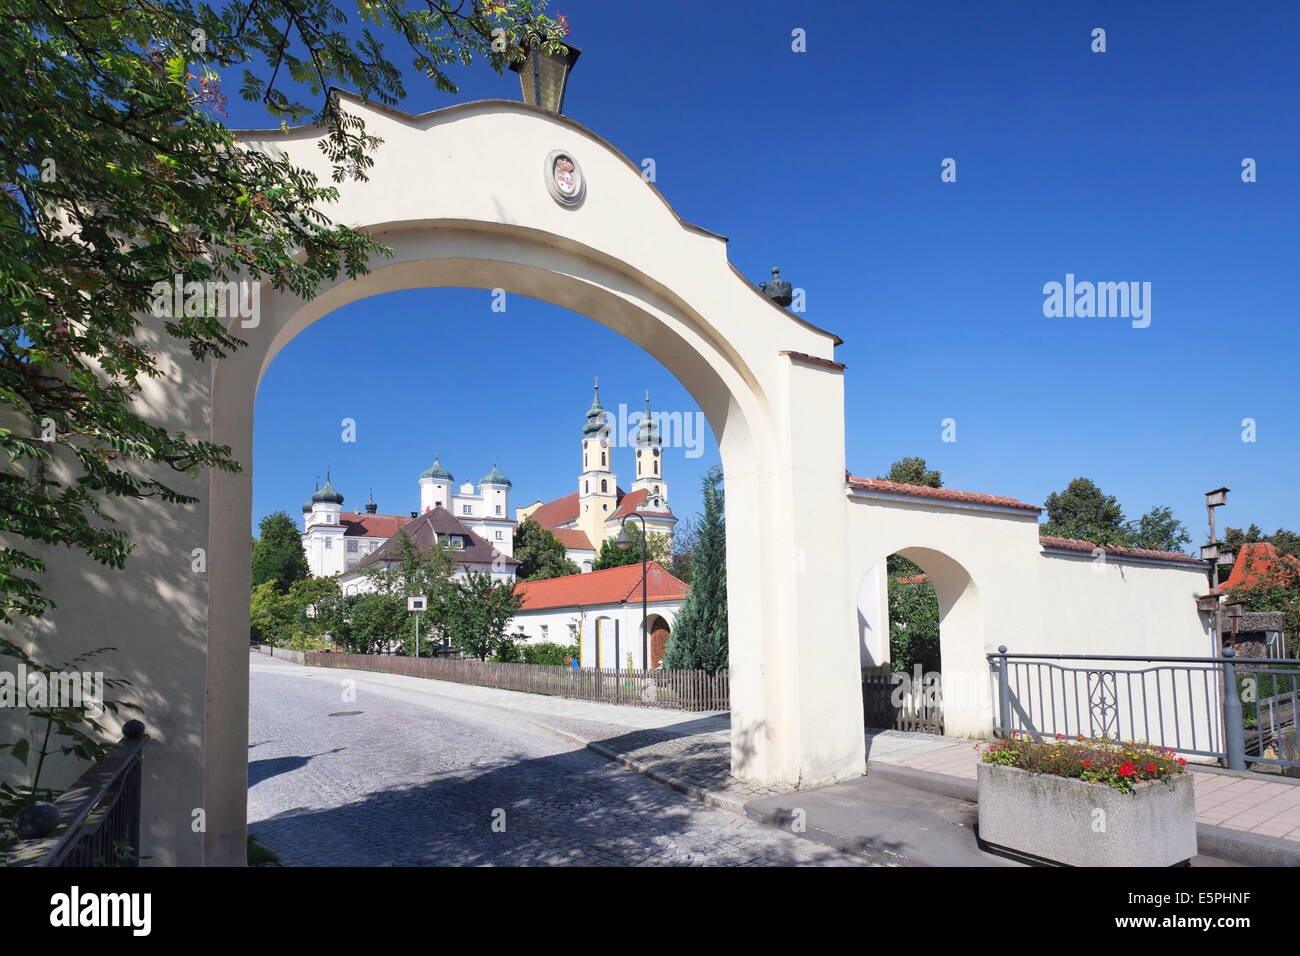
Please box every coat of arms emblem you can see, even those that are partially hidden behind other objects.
[545,150,585,206]
[553,156,577,195]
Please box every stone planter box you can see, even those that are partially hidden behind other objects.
[977,762,1197,867]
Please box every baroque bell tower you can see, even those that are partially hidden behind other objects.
[577,379,617,547]
[631,391,668,509]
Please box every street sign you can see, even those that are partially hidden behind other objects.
[407,596,427,611]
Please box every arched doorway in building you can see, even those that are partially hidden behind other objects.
[646,614,671,669]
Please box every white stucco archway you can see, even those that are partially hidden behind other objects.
[189,96,865,864]
[855,545,984,734]
[6,93,1225,869]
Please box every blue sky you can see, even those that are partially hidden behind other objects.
[246,0,1299,541]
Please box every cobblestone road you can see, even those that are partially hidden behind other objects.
[248,655,866,866]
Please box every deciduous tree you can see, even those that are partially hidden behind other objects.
[251,511,308,592]
[514,519,579,581]
[1,0,567,625]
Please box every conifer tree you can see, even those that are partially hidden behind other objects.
[662,466,727,673]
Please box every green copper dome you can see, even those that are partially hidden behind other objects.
[480,459,511,487]
[420,456,453,482]
[582,380,609,438]
[301,500,312,513]
[311,474,344,505]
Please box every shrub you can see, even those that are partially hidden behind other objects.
[979,734,1187,792]
[518,642,580,666]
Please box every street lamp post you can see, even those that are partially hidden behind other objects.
[622,515,649,669]
[1203,487,1230,654]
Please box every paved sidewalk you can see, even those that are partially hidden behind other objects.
[865,729,1300,844]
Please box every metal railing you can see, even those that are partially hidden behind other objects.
[5,725,147,867]
[989,647,1300,771]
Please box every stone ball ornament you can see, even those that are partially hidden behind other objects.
[545,149,586,207]
[14,801,62,840]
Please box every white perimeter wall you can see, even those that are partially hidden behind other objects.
[847,492,1211,740]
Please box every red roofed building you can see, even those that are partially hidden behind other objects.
[1224,542,1300,592]
[516,383,677,571]
[511,561,689,668]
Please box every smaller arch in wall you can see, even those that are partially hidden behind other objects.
[855,546,989,738]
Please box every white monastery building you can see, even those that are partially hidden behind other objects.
[299,383,677,582]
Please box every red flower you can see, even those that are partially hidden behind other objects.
[1081,759,1092,767]
[1146,765,1157,772]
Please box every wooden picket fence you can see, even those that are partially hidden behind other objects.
[862,664,944,734]
[302,652,729,712]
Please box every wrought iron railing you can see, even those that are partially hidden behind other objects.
[5,724,147,867]
[988,648,1300,771]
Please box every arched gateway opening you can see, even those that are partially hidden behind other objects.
[856,547,982,736]
[187,97,865,863]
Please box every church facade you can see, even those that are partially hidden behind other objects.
[516,383,677,571]
[298,383,676,583]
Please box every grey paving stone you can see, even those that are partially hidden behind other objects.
[248,656,866,867]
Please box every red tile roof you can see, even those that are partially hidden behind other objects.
[847,477,1043,513]
[611,487,673,521]
[527,486,674,532]
[338,512,414,538]
[1039,536,1202,565]
[1225,543,1300,591]
[514,561,689,611]
[526,491,579,529]
[549,528,595,551]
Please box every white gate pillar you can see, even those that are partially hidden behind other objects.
[727,352,864,787]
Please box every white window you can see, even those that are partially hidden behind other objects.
[495,531,503,540]
[462,505,471,515]
[540,625,549,640]
[324,538,332,549]
[495,505,502,515]
[346,539,358,553]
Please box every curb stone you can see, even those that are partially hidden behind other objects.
[523,718,748,815]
